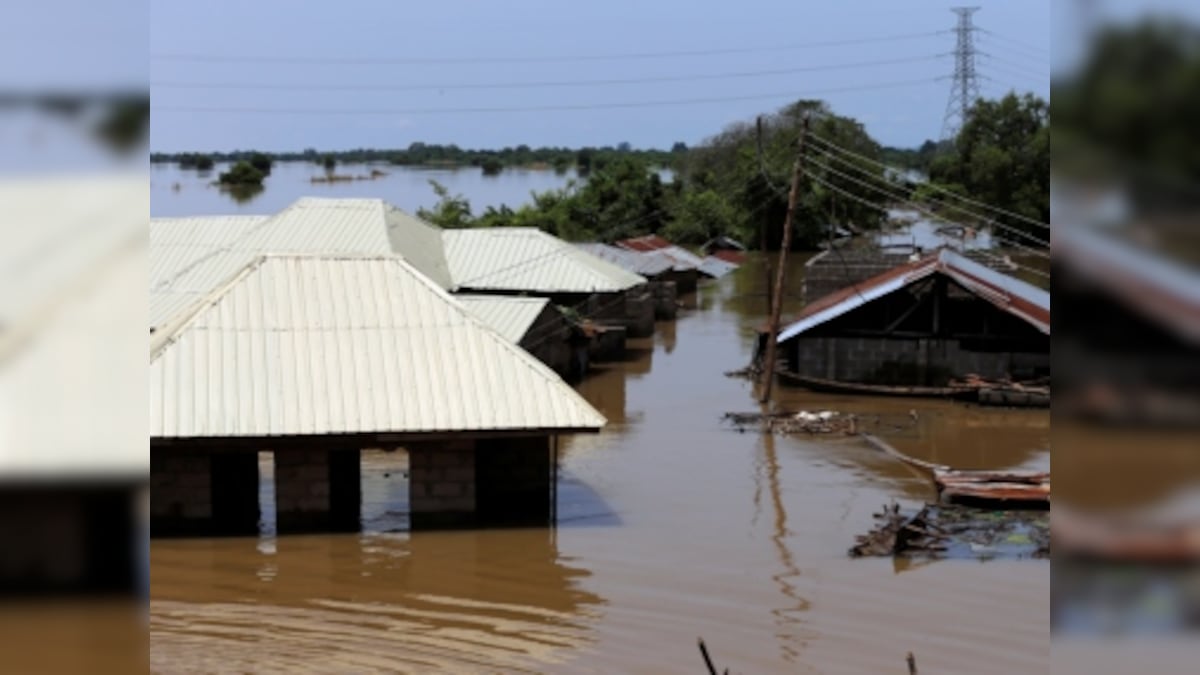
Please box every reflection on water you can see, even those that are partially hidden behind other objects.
[152,254,1049,673]
[151,531,603,673]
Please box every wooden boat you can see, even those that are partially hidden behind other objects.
[862,434,1049,508]
[778,371,1050,408]
[778,371,976,399]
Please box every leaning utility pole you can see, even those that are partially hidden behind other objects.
[940,6,982,140]
[759,115,809,404]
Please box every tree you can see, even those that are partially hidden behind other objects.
[322,155,337,171]
[417,180,473,228]
[248,152,273,175]
[218,161,265,186]
[928,92,1049,242]
[195,154,214,171]
[480,156,503,176]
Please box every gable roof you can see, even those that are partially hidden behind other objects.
[150,254,605,438]
[1053,225,1200,343]
[775,248,1051,342]
[455,294,552,344]
[443,228,646,293]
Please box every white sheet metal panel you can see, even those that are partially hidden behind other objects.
[151,255,605,438]
[150,198,453,330]
[698,256,739,279]
[573,243,674,277]
[455,295,551,343]
[444,228,646,293]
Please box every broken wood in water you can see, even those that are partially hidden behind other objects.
[861,433,1049,508]
[850,501,1050,560]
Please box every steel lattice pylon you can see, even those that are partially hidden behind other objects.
[940,6,982,140]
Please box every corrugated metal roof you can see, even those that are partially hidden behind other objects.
[776,248,1050,342]
[1,175,147,477]
[150,198,453,331]
[615,234,704,271]
[444,228,646,293]
[151,254,605,438]
[574,242,675,277]
[1053,225,1200,343]
[698,256,740,279]
[455,294,551,343]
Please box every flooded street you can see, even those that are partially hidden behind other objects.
[151,255,1049,673]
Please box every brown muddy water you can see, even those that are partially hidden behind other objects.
[151,255,1049,673]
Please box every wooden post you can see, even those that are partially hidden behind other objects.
[759,115,809,403]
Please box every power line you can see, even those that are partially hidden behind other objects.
[151,31,950,66]
[806,132,1051,231]
[977,52,1050,79]
[976,28,1050,57]
[151,55,947,93]
[805,150,1051,253]
[153,78,942,116]
[803,170,1050,279]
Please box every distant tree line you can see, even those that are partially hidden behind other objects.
[151,142,685,174]
[416,95,1049,251]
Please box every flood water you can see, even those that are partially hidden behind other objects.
[150,255,1050,673]
[150,161,585,218]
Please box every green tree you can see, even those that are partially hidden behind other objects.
[417,180,473,228]
[248,152,273,175]
[928,92,1049,242]
[322,155,337,171]
[217,161,265,186]
[195,154,214,171]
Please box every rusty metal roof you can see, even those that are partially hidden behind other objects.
[775,248,1051,342]
[151,255,605,438]
[1053,225,1200,344]
[615,235,704,271]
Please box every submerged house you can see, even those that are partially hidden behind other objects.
[442,228,653,340]
[455,294,573,377]
[573,242,680,319]
[151,198,646,376]
[763,247,1050,392]
[150,254,606,535]
[617,233,743,282]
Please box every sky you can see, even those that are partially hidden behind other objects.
[149,0,1050,153]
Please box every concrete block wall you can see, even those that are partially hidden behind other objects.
[475,437,552,527]
[650,280,678,320]
[624,289,655,337]
[150,451,212,522]
[790,336,1037,385]
[409,440,477,529]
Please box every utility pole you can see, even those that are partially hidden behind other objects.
[940,6,982,140]
[759,115,809,404]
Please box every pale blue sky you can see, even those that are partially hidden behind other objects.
[150,0,1050,153]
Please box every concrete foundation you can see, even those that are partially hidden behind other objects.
[151,449,259,537]
[274,449,361,534]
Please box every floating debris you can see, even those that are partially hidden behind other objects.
[850,502,1050,560]
[723,410,858,435]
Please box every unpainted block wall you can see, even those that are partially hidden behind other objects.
[409,440,477,529]
[150,451,212,522]
[789,336,1048,385]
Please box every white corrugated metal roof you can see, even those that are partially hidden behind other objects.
[150,198,453,330]
[777,248,1050,343]
[1,175,147,477]
[574,243,675,277]
[150,254,605,438]
[455,295,551,343]
[698,256,740,279]
[444,228,646,293]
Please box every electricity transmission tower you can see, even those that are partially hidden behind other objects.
[940,6,982,140]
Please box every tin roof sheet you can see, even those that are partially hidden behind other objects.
[150,255,605,438]
[455,294,552,344]
[443,228,646,293]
